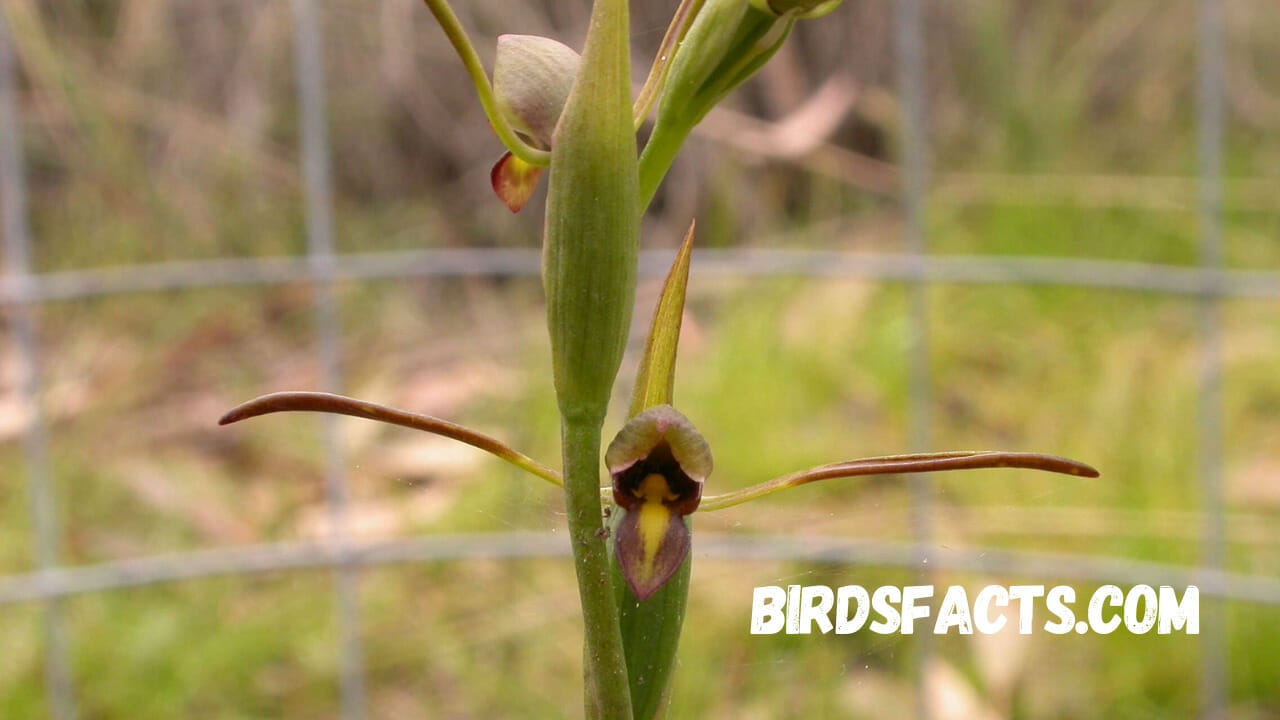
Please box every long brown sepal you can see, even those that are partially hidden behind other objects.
[220,391,562,486]
[699,450,1099,511]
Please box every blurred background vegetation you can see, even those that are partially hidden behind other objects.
[1,0,1278,717]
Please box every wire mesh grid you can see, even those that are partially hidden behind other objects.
[0,1,1268,718]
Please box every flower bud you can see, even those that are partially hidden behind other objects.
[489,35,579,212]
[492,34,580,149]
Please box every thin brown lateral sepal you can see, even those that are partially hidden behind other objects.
[699,450,1099,512]
[219,391,562,487]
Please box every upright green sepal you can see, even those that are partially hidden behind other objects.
[630,221,696,417]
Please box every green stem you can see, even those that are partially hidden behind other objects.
[563,417,633,719]
[638,117,691,212]
[420,0,550,166]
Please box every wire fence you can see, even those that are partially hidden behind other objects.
[0,1,1267,718]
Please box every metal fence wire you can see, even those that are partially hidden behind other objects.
[0,2,1275,719]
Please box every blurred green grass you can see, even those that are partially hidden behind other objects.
[2,0,1279,717]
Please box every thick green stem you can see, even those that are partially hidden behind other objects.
[563,418,632,719]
